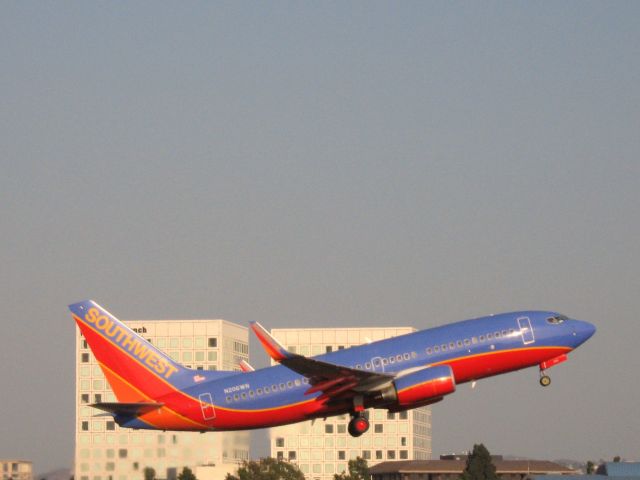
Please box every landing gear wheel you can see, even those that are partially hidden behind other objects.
[539,375,551,387]
[348,415,370,437]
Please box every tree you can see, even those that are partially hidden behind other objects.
[613,456,621,463]
[225,457,305,480]
[144,467,156,480]
[177,467,197,480]
[586,461,595,474]
[334,457,369,480]
[460,444,498,480]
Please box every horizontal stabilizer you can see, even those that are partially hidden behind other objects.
[91,402,164,416]
[239,360,255,372]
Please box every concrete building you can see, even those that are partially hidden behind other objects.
[75,318,249,480]
[269,326,431,480]
[370,457,576,480]
[0,460,32,480]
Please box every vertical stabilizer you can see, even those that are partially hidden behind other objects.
[70,300,186,402]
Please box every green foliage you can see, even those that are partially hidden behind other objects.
[143,467,156,480]
[225,457,305,480]
[177,467,197,480]
[334,457,369,480]
[460,444,498,480]
[586,461,595,474]
[613,456,621,463]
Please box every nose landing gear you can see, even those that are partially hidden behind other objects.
[539,371,551,387]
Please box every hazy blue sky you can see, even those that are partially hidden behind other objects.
[1,2,639,473]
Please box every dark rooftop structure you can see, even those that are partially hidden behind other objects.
[597,463,640,477]
[369,458,576,480]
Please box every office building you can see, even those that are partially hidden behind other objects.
[0,460,32,480]
[269,326,431,480]
[75,318,249,480]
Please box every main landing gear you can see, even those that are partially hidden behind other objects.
[348,414,370,437]
[347,394,370,437]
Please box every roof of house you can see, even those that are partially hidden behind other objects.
[370,460,575,475]
[600,463,640,477]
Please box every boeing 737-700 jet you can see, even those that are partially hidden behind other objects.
[70,300,595,437]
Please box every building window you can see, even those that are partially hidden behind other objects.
[275,437,284,447]
[337,424,346,434]
[208,337,217,348]
[362,450,371,460]
[338,451,346,460]
[325,424,334,434]
[376,451,383,460]
[82,340,88,349]
[94,394,102,403]
[81,421,89,431]
[289,451,296,460]
[387,412,395,420]
[401,437,407,446]
[326,346,333,353]
[388,450,396,459]
[400,450,408,459]
[81,353,89,363]
[276,451,284,460]
[81,394,89,404]
[399,411,408,420]
[374,424,383,433]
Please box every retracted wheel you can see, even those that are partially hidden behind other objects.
[539,375,551,387]
[348,415,370,437]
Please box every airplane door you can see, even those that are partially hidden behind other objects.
[517,317,535,345]
[198,392,216,421]
[371,356,385,373]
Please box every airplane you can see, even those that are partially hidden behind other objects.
[70,300,595,437]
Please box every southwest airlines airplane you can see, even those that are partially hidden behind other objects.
[70,301,595,437]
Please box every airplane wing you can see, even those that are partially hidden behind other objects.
[250,322,394,400]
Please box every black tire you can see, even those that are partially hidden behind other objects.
[539,375,551,387]
[348,416,370,437]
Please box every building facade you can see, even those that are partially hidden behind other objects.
[269,326,432,480]
[0,460,32,480]
[75,318,250,480]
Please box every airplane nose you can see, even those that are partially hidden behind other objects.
[573,320,596,345]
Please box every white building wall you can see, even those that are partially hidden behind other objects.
[75,319,249,480]
[269,327,432,480]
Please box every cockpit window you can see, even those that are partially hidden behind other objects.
[547,314,568,324]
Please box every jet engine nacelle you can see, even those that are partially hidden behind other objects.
[378,365,456,408]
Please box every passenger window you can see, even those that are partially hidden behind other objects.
[486,333,492,340]
[365,362,372,369]
[457,340,463,348]
[287,381,293,388]
[403,353,410,360]
[502,330,507,336]
[441,344,447,351]
[479,335,485,342]
[472,337,478,344]
[389,357,396,363]
[396,355,402,362]
[257,388,263,395]
[434,345,440,352]
[426,348,432,355]
[448,343,455,350]
[464,339,470,346]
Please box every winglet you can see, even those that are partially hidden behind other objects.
[239,360,255,372]
[250,321,294,362]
